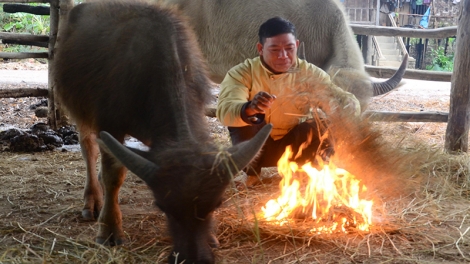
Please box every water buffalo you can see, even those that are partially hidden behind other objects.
[54,1,271,263]
[161,0,408,111]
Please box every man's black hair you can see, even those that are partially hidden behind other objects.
[258,17,296,44]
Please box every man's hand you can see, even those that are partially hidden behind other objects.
[246,92,277,116]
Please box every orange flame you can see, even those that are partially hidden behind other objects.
[262,146,373,233]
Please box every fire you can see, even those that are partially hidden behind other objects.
[262,146,373,233]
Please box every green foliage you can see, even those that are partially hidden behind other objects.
[0,4,50,35]
[409,38,421,45]
[448,37,455,46]
[426,46,454,72]
[0,4,50,53]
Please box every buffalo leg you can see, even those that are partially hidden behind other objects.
[78,126,103,221]
[95,148,127,245]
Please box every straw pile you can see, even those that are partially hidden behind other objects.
[1,84,470,263]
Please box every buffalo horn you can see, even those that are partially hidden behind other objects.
[98,131,159,181]
[229,124,272,172]
[372,53,408,96]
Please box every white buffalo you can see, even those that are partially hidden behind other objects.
[162,0,407,110]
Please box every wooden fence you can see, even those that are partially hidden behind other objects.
[350,24,457,125]
[0,0,73,129]
[0,0,468,152]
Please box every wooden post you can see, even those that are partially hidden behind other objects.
[376,0,380,26]
[47,0,73,129]
[47,0,59,129]
[361,35,372,64]
[445,0,470,153]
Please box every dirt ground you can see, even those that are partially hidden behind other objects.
[1,61,469,263]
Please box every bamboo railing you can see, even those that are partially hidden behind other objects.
[388,13,409,59]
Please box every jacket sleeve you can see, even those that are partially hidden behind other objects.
[216,62,265,126]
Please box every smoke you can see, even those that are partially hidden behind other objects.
[288,74,430,204]
[327,111,427,202]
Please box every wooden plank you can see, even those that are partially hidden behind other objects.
[204,107,449,123]
[2,39,48,48]
[0,52,48,59]
[366,66,452,82]
[0,32,49,42]
[364,111,448,122]
[0,32,49,48]
[3,3,50,15]
[351,21,375,25]
[445,0,470,152]
[0,0,50,3]
[351,24,457,38]
[0,87,48,98]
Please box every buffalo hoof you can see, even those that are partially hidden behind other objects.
[96,236,125,246]
[82,208,100,221]
[82,196,103,221]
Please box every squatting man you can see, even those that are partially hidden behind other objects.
[216,17,360,187]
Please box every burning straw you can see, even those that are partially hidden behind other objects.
[288,73,430,203]
[249,72,438,235]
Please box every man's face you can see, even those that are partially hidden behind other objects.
[257,33,299,74]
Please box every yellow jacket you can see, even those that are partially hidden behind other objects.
[216,57,360,140]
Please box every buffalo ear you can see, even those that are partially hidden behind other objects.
[226,124,272,175]
[97,131,159,184]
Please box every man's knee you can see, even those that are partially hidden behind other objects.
[228,122,267,145]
